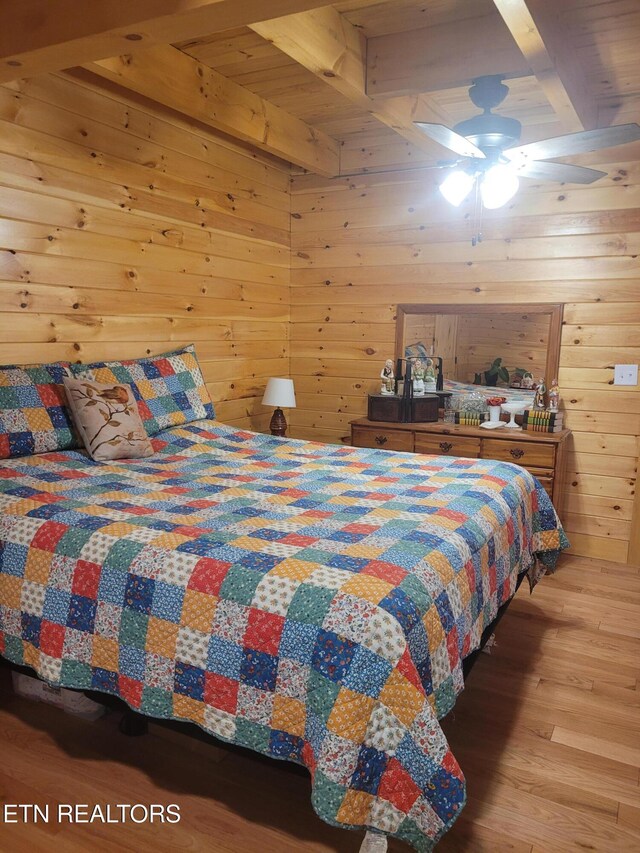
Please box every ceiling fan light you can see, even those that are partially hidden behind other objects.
[480,164,519,209]
[438,170,475,206]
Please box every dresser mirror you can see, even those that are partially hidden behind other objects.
[395,303,563,392]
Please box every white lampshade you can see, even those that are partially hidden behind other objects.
[262,377,296,408]
[438,169,474,206]
[480,164,519,209]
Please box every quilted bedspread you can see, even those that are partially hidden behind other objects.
[0,421,567,849]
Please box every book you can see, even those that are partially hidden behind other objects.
[523,409,563,425]
[453,413,486,426]
[521,422,563,433]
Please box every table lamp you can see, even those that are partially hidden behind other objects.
[262,377,296,436]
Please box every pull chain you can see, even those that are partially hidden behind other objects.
[470,177,484,247]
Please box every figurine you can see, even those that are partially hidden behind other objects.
[412,359,425,395]
[522,372,534,389]
[423,357,436,390]
[380,359,395,395]
[548,379,560,412]
[533,378,546,410]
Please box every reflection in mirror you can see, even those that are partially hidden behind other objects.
[396,304,563,400]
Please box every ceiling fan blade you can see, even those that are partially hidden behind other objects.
[505,123,640,162]
[513,160,607,184]
[413,122,486,159]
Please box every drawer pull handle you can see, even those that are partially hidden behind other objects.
[439,441,453,452]
[510,448,525,459]
[375,435,388,445]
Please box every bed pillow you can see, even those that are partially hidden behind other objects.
[70,344,214,436]
[63,376,154,461]
[0,362,78,459]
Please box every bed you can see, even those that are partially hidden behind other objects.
[0,418,568,851]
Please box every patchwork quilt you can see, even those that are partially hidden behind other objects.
[0,421,568,850]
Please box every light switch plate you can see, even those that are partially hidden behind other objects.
[614,364,638,385]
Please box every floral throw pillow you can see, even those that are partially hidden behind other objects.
[63,377,154,461]
[69,344,214,436]
[0,362,78,459]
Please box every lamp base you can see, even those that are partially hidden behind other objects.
[269,407,287,436]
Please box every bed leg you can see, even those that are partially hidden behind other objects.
[359,831,388,852]
[119,709,148,737]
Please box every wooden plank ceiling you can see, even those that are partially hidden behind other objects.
[2,0,640,175]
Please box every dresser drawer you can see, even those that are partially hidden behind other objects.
[536,476,554,498]
[482,438,555,469]
[414,434,481,458]
[352,427,414,452]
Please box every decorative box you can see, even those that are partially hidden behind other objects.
[367,394,439,423]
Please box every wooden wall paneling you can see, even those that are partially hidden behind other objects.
[290,339,393,361]
[291,281,640,305]
[2,264,290,310]
[290,154,640,566]
[291,321,395,343]
[0,339,289,371]
[292,376,379,397]
[563,302,640,325]
[0,151,289,249]
[455,312,550,382]
[10,72,293,193]
[0,281,288,322]
[292,233,640,268]
[0,187,289,267]
[0,78,292,223]
[432,314,458,370]
[564,493,635,521]
[0,80,293,203]
[0,72,291,431]
[548,511,628,546]
[0,211,289,266]
[290,303,397,324]
[292,209,640,249]
[404,312,437,352]
[630,489,640,565]
[292,259,640,287]
[0,311,289,346]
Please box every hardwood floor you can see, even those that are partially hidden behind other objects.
[0,554,638,852]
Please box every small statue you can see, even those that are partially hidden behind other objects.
[423,357,436,390]
[533,378,546,410]
[522,372,534,389]
[548,379,560,412]
[380,358,395,395]
[412,359,425,395]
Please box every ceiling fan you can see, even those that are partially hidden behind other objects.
[414,74,640,209]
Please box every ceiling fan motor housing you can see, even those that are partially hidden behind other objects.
[454,113,522,158]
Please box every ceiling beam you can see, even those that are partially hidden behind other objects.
[250,7,451,162]
[87,44,340,176]
[0,0,330,84]
[491,0,597,132]
[366,13,532,99]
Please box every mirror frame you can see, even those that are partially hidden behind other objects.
[395,302,564,387]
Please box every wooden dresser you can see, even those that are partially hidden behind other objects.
[350,418,570,520]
